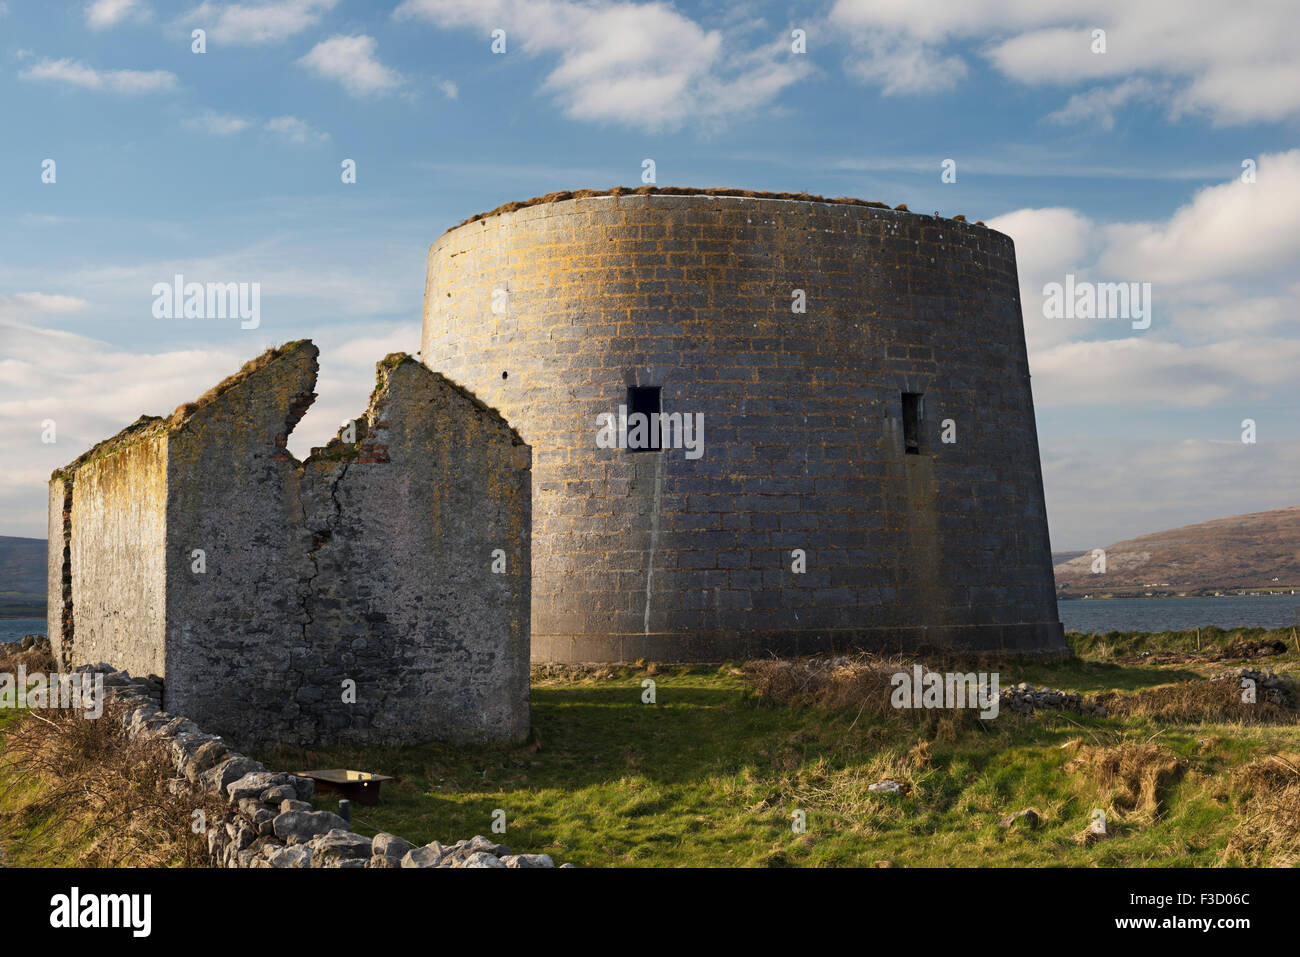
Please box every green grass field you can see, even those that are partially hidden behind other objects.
[255,626,1300,868]
[3,626,1297,867]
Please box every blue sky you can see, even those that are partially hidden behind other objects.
[1,0,1297,550]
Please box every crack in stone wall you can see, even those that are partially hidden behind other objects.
[51,340,532,751]
[53,478,75,672]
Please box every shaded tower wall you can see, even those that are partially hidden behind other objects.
[420,191,1065,662]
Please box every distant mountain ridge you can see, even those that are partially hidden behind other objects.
[1052,550,1087,566]
[0,535,46,618]
[1054,506,1300,596]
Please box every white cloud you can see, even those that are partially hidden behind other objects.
[1042,436,1300,549]
[9,232,418,338]
[182,110,250,135]
[842,31,967,95]
[17,213,81,227]
[0,320,248,539]
[985,206,1097,353]
[183,0,337,45]
[829,0,1300,124]
[288,324,418,460]
[437,78,457,99]
[178,111,327,142]
[0,316,416,538]
[828,0,1056,94]
[987,149,1300,413]
[1164,287,1300,341]
[394,0,809,131]
[19,58,177,94]
[1097,149,1300,286]
[264,115,329,143]
[1030,337,1300,409]
[3,293,90,316]
[828,0,1059,42]
[1046,78,1164,130]
[297,34,404,97]
[86,0,148,30]
[992,206,1095,281]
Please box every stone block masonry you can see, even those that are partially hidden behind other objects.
[48,340,531,750]
[422,188,1066,662]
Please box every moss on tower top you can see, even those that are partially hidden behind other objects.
[446,186,982,234]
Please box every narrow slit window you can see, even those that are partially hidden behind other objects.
[626,386,662,452]
[902,392,922,455]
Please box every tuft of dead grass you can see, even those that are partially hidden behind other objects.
[531,663,634,683]
[1064,738,1184,821]
[446,186,928,233]
[1099,678,1299,725]
[741,655,993,744]
[1220,753,1300,867]
[0,641,56,676]
[743,654,921,712]
[907,738,932,770]
[0,699,223,867]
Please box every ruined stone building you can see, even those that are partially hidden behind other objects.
[421,188,1065,662]
[48,341,531,749]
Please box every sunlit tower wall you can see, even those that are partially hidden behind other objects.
[421,189,1065,663]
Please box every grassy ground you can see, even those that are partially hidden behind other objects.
[258,625,1300,868]
[2,626,1297,867]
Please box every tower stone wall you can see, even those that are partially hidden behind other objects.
[420,190,1065,662]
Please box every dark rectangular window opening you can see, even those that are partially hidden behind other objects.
[902,392,922,455]
[626,386,662,452]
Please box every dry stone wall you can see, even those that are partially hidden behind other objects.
[79,663,565,868]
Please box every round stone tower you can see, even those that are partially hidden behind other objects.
[421,189,1065,662]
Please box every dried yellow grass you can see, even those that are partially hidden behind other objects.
[0,695,223,867]
[1220,752,1300,866]
[1065,738,1184,821]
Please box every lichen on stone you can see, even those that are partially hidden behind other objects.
[168,339,315,430]
[50,414,167,481]
[447,186,927,234]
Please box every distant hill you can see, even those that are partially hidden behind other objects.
[0,536,46,618]
[1052,550,1087,565]
[1054,506,1300,596]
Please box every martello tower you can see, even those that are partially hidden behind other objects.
[421,188,1065,663]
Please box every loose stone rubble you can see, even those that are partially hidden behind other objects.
[16,635,52,653]
[1211,667,1297,707]
[78,663,570,869]
[1000,682,1107,717]
[998,808,1040,829]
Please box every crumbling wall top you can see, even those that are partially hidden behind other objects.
[167,338,317,431]
[51,415,167,482]
[50,340,320,483]
[444,185,988,235]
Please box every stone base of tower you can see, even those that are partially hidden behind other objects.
[532,621,1069,664]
